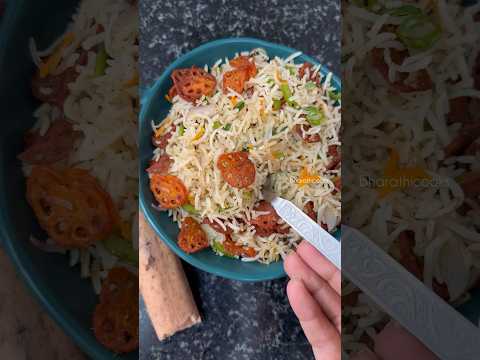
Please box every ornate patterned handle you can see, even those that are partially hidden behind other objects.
[343,225,480,360]
[271,197,341,270]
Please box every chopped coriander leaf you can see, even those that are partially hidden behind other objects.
[213,121,222,129]
[305,81,317,90]
[235,101,245,110]
[266,78,275,85]
[223,123,232,131]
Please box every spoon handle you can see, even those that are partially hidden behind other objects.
[343,225,480,360]
[270,197,341,270]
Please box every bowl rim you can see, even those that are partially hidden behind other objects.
[140,37,341,282]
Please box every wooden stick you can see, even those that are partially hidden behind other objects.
[139,212,201,340]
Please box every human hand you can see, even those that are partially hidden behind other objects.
[284,240,341,360]
[352,321,439,360]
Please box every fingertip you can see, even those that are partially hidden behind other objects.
[286,278,300,297]
[297,240,319,258]
[284,251,302,278]
[287,279,319,322]
[286,278,304,309]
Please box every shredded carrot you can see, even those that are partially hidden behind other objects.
[297,167,321,187]
[230,96,237,106]
[384,148,399,177]
[154,118,172,138]
[192,126,205,141]
[188,194,195,203]
[124,71,139,88]
[377,148,431,197]
[165,94,171,102]
[119,220,131,240]
[274,69,286,84]
[154,128,163,138]
[259,97,266,118]
[39,32,75,78]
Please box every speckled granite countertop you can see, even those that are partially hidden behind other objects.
[139,1,340,359]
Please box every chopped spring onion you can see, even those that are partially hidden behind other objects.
[40,32,75,78]
[273,99,282,111]
[273,126,288,135]
[272,151,285,159]
[352,0,378,10]
[242,190,253,201]
[328,90,341,102]
[179,124,185,136]
[213,120,222,129]
[102,234,138,265]
[286,65,296,76]
[304,106,326,126]
[287,100,300,109]
[397,15,441,50]
[95,45,108,76]
[341,53,352,64]
[266,78,275,85]
[182,203,198,215]
[235,101,245,110]
[388,5,422,17]
[280,83,293,100]
[223,123,232,131]
[305,81,317,90]
[211,241,235,258]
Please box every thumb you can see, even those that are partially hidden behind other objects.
[374,321,439,360]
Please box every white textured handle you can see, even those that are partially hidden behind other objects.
[343,225,480,360]
[271,197,341,270]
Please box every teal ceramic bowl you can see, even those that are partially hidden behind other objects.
[0,1,137,359]
[140,37,341,282]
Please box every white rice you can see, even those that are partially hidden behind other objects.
[343,0,480,352]
[25,0,138,294]
[150,49,341,264]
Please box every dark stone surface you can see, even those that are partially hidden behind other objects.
[140,0,340,86]
[139,1,339,359]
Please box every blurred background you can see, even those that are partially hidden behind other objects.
[139,0,340,359]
